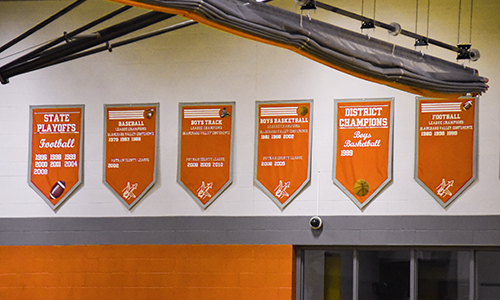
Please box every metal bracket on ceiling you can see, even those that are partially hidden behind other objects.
[457,44,480,61]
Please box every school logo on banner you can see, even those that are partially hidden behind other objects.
[254,100,313,209]
[104,103,159,209]
[415,97,478,207]
[28,105,84,210]
[333,99,394,208]
[178,102,235,208]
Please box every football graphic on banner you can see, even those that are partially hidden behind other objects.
[49,181,66,199]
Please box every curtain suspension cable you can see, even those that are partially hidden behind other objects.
[415,0,419,33]
[426,0,430,38]
[469,0,473,44]
[458,0,462,44]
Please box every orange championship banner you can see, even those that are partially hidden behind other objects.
[415,97,478,207]
[254,100,313,209]
[104,103,159,208]
[28,105,84,210]
[178,102,234,208]
[333,99,394,208]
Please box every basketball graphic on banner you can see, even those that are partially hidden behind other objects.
[298,106,308,116]
[353,179,369,197]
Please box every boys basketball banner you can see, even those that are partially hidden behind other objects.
[104,103,159,209]
[254,100,313,208]
[178,102,234,208]
[333,99,394,208]
[415,97,478,207]
[28,105,84,210]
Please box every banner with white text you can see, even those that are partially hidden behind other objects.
[415,97,478,207]
[178,102,234,208]
[254,100,313,209]
[104,103,159,209]
[29,105,84,210]
[333,99,393,208]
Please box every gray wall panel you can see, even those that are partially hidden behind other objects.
[1,216,500,246]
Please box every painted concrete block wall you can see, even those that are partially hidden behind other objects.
[0,0,498,217]
[0,244,295,299]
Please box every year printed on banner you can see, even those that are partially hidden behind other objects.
[340,150,353,157]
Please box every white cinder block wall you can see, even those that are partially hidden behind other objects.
[0,0,498,217]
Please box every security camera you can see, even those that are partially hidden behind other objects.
[309,216,322,230]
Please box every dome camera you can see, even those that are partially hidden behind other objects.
[309,216,322,230]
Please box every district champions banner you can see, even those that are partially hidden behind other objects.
[104,103,159,208]
[178,102,234,208]
[254,100,313,209]
[415,97,478,207]
[28,105,84,210]
[333,99,394,208]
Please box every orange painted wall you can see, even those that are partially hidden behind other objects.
[0,244,295,300]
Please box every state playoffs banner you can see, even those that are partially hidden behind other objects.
[415,97,478,207]
[29,105,84,210]
[178,102,234,208]
[333,99,393,208]
[254,100,313,208]
[104,103,159,209]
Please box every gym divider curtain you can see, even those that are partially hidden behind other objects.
[109,0,488,98]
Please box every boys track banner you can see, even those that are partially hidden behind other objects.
[104,103,159,209]
[254,100,313,209]
[415,97,478,207]
[333,98,394,208]
[28,105,84,210]
[178,102,234,208]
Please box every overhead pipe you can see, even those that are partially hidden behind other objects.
[314,1,473,55]
[0,0,87,54]
[0,5,133,73]
[29,20,197,72]
[0,11,174,84]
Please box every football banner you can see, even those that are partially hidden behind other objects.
[178,102,234,208]
[254,100,313,208]
[415,97,478,207]
[28,105,84,210]
[333,99,394,208]
[104,103,159,208]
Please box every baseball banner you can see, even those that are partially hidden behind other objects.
[254,100,313,208]
[104,103,159,208]
[178,102,234,208]
[415,97,478,207]
[28,105,84,210]
[333,99,394,208]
